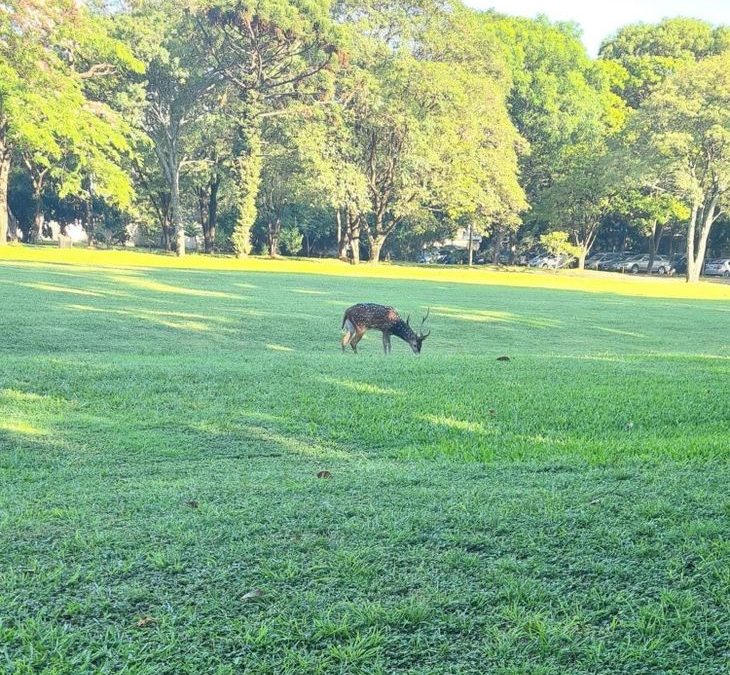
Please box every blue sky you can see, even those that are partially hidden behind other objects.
[464,1,730,55]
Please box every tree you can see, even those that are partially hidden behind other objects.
[116,0,224,256]
[487,14,627,202]
[628,53,730,282]
[473,12,628,262]
[613,190,689,271]
[600,18,730,108]
[183,100,237,253]
[539,230,582,267]
[194,0,339,256]
[533,147,622,269]
[0,0,140,246]
[324,2,527,263]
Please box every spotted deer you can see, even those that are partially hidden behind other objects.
[341,303,430,354]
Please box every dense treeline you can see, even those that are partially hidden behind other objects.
[1,1,728,281]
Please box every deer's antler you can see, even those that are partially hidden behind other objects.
[419,308,430,337]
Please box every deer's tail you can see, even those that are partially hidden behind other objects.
[341,311,348,330]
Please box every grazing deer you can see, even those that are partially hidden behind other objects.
[341,303,430,354]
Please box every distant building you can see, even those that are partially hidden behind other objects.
[431,226,482,250]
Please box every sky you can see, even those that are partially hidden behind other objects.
[464,1,730,56]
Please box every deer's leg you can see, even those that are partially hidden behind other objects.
[350,330,365,353]
[382,332,391,355]
[341,319,355,352]
[341,330,352,352]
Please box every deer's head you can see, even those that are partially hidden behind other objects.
[406,308,430,354]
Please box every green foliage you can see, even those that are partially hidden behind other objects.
[539,230,582,261]
[626,51,730,279]
[232,127,263,257]
[600,18,730,107]
[1,256,728,672]
[613,190,690,235]
[0,0,141,244]
[279,225,304,255]
[2,1,727,263]
[488,13,627,201]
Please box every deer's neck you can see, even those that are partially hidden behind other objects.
[391,320,417,343]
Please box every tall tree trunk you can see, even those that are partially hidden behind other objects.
[31,200,44,244]
[161,224,171,252]
[7,207,18,242]
[367,210,393,264]
[686,201,701,282]
[171,166,184,256]
[368,234,386,263]
[206,175,219,253]
[336,208,348,260]
[346,210,361,264]
[467,221,474,267]
[577,248,587,270]
[0,145,11,246]
[687,193,719,283]
[647,220,663,273]
[267,218,281,257]
[491,228,502,264]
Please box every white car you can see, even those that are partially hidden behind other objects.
[704,258,730,278]
[620,254,674,275]
[528,253,570,269]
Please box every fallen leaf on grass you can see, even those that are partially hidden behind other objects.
[317,471,333,479]
[185,500,199,509]
[242,589,265,602]
[488,408,496,416]
[496,355,511,362]
[136,616,156,628]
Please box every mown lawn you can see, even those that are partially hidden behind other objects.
[1,250,728,674]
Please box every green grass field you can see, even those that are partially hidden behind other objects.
[1,250,729,673]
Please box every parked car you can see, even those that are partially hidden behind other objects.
[585,253,605,269]
[704,258,730,277]
[437,247,470,265]
[591,252,625,270]
[672,255,687,275]
[604,253,634,271]
[418,248,440,264]
[528,253,571,269]
[619,254,674,275]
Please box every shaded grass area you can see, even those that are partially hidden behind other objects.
[1,259,729,673]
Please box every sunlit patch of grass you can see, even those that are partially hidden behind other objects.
[421,414,486,433]
[0,420,47,435]
[594,326,648,338]
[321,376,402,396]
[266,343,294,352]
[107,273,242,299]
[1,245,729,300]
[15,281,105,297]
[65,304,213,332]
[432,305,561,328]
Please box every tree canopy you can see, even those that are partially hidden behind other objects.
[2,1,728,280]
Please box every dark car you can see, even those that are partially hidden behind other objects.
[591,252,625,270]
[437,247,470,265]
[671,255,687,275]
